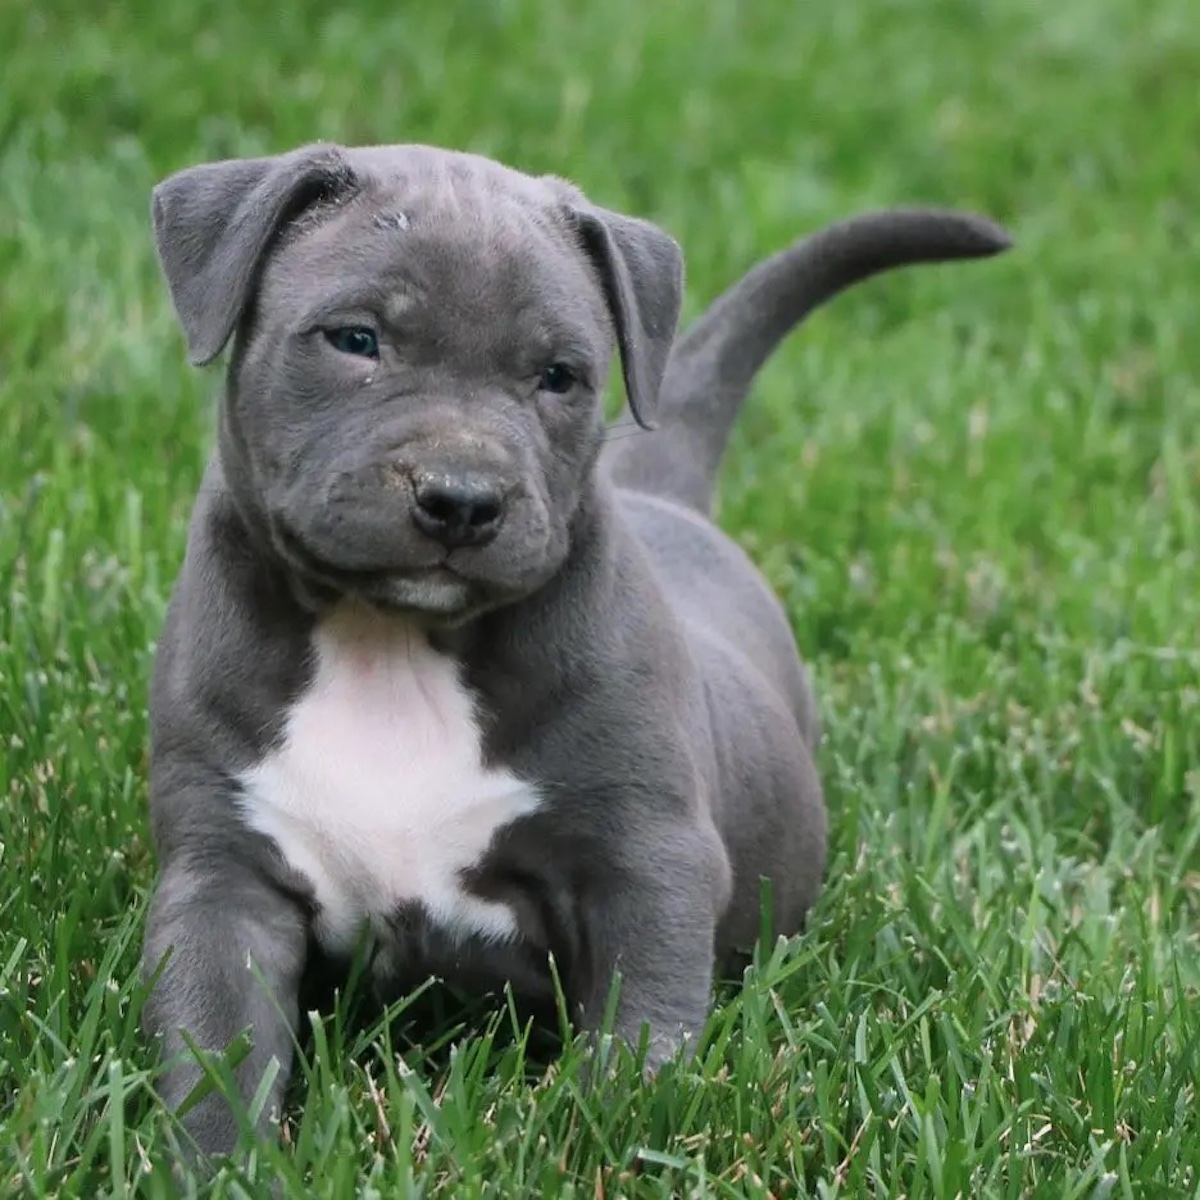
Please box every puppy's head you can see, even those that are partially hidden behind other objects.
[151,142,683,621]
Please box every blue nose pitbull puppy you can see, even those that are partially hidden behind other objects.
[142,141,1010,1161]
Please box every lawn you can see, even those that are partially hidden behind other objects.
[2,0,1199,1196]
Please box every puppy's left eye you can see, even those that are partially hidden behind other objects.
[324,327,380,359]
[538,363,576,394]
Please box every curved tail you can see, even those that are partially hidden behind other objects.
[604,208,1012,512]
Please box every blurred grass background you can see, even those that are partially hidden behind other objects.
[2,1,1199,1196]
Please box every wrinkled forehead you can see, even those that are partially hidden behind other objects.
[260,151,611,359]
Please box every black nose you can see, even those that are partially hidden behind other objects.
[411,473,505,548]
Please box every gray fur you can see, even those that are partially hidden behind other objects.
[141,139,1010,1163]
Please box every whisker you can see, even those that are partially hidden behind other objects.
[601,426,649,445]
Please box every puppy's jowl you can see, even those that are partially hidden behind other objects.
[143,141,1010,1159]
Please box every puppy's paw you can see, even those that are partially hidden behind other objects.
[574,1022,697,1095]
[640,1026,699,1080]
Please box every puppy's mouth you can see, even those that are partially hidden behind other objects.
[272,523,472,615]
[356,569,474,618]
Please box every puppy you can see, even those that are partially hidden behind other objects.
[142,141,1010,1160]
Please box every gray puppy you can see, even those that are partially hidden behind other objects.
[142,141,1009,1161]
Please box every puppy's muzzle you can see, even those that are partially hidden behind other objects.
[411,469,507,550]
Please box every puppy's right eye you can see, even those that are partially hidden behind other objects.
[324,327,380,359]
[538,363,576,394]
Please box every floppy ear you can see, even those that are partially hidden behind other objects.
[150,143,357,365]
[572,206,684,430]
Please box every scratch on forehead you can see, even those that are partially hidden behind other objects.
[373,209,411,233]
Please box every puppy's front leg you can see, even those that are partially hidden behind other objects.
[142,855,309,1164]
[578,822,731,1073]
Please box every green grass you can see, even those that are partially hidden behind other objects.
[2,0,1199,1195]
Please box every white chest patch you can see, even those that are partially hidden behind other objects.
[238,604,542,953]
